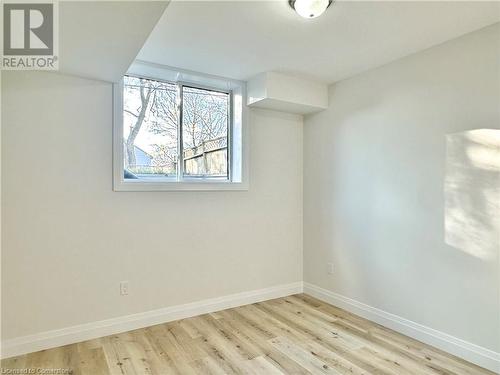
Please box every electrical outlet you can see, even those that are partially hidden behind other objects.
[327,263,334,275]
[120,281,129,295]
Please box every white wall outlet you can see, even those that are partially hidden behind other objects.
[120,281,129,295]
[327,263,334,275]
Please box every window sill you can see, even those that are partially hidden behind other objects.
[113,180,249,192]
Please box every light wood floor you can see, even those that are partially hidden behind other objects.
[2,294,495,375]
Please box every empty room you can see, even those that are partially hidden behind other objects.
[1,0,499,374]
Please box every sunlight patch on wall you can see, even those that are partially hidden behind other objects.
[445,129,500,260]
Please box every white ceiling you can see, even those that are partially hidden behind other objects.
[59,1,169,83]
[138,1,500,84]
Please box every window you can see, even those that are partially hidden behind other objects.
[113,63,246,191]
[123,76,179,179]
[182,86,230,179]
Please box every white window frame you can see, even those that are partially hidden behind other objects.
[113,61,249,191]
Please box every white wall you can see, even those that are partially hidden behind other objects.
[304,23,500,353]
[1,71,303,340]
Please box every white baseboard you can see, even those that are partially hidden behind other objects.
[303,282,500,374]
[1,282,303,359]
[4,281,498,373]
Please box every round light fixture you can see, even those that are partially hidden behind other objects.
[289,0,333,19]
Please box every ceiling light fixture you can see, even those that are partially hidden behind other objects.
[289,0,333,19]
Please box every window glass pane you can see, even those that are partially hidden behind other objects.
[182,86,230,179]
[123,76,178,179]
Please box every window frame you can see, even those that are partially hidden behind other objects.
[113,62,248,192]
[177,82,233,182]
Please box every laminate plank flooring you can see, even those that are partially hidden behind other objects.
[2,294,495,375]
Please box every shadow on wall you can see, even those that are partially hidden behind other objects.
[445,129,500,260]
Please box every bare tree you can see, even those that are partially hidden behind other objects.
[182,87,228,148]
[148,86,178,144]
[124,78,153,168]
